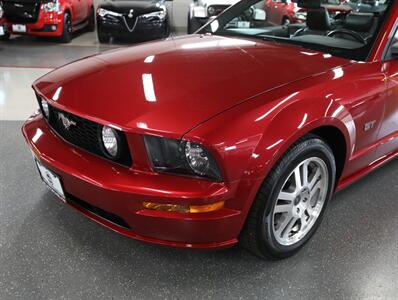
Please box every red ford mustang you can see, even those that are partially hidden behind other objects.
[23,0,397,258]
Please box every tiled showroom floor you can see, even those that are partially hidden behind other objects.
[0,32,397,299]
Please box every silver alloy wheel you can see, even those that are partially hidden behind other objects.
[66,15,72,34]
[272,157,329,246]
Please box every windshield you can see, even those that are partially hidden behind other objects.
[198,0,393,60]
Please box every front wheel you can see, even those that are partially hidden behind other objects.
[97,29,110,44]
[0,32,10,41]
[282,17,291,26]
[87,7,95,32]
[59,12,72,43]
[240,135,336,259]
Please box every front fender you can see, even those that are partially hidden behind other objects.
[251,95,355,182]
[184,72,355,223]
[185,87,355,185]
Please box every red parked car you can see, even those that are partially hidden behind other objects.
[0,0,95,42]
[265,0,352,25]
[23,0,397,258]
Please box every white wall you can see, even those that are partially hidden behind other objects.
[168,0,191,31]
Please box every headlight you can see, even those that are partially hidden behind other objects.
[0,3,4,19]
[40,98,49,119]
[207,6,215,16]
[102,126,119,158]
[144,135,222,181]
[185,142,210,176]
[97,8,122,18]
[142,7,166,20]
[43,0,61,13]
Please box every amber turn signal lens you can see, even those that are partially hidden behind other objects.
[143,201,225,213]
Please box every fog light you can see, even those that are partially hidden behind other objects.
[51,25,57,31]
[101,126,119,157]
[41,99,49,118]
[143,201,225,213]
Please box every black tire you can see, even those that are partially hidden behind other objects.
[87,7,95,32]
[164,19,171,38]
[0,32,10,41]
[97,29,110,44]
[240,134,336,259]
[282,16,291,26]
[59,12,73,43]
[187,13,201,34]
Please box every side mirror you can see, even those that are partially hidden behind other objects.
[253,8,266,21]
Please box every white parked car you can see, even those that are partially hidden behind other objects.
[188,0,241,33]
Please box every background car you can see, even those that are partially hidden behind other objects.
[188,0,240,33]
[0,6,8,41]
[0,0,94,43]
[265,0,351,26]
[97,0,171,44]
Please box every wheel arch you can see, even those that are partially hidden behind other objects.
[231,95,355,229]
[310,125,347,185]
[248,99,353,182]
[63,7,72,19]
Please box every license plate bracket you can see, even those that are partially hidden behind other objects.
[35,159,66,201]
[12,24,27,33]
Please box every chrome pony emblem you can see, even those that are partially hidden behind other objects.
[58,113,76,130]
[128,9,134,18]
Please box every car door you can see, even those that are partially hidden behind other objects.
[375,29,398,158]
[71,0,88,23]
[338,62,387,178]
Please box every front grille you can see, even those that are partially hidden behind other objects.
[67,194,131,230]
[123,16,138,32]
[38,97,133,167]
[208,5,230,16]
[3,0,41,24]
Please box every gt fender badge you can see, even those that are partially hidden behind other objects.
[364,120,376,132]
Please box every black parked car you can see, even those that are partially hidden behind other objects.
[97,0,171,43]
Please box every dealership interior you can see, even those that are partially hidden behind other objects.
[1,0,397,299]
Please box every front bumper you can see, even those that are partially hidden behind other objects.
[97,14,168,41]
[5,11,64,37]
[22,114,242,249]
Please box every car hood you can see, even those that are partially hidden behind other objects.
[33,35,350,136]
